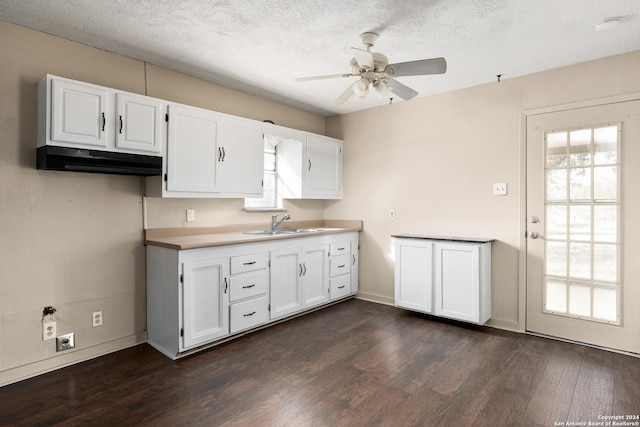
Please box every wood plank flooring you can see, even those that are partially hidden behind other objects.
[1,299,639,426]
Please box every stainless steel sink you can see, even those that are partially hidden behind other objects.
[243,227,340,235]
[243,230,299,235]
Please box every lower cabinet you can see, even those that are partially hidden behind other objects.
[147,231,359,359]
[269,244,330,320]
[182,257,230,348]
[394,236,492,325]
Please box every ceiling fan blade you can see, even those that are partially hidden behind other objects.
[387,78,419,100]
[335,82,356,104]
[386,57,447,77]
[351,47,374,68]
[295,73,354,82]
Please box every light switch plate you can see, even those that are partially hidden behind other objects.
[493,183,508,196]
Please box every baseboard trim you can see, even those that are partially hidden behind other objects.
[0,332,147,387]
[354,291,394,306]
[485,317,522,332]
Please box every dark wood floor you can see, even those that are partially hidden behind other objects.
[1,299,639,426]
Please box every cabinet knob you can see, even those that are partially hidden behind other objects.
[530,231,541,239]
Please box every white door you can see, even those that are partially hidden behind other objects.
[182,258,229,348]
[302,244,330,309]
[270,248,302,319]
[304,135,343,198]
[166,104,220,193]
[115,92,163,155]
[217,119,264,195]
[526,99,640,353]
[51,79,109,148]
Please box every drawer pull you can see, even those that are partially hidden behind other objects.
[338,285,346,289]
[337,247,346,251]
[338,264,346,268]
[243,311,256,317]
[242,284,256,289]
[243,261,256,265]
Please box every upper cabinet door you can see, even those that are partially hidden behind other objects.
[304,134,343,199]
[166,104,221,193]
[115,92,163,155]
[218,118,264,196]
[50,79,109,148]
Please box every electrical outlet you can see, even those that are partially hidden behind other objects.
[43,321,56,341]
[56,333,75,351]
[389,209,396,220]
[186,208,195,222]
[493,182,508,196]
[92,311,103,327]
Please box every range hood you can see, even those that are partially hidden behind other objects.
[36,146,162,176]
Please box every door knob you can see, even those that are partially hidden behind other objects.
[530,231,541,239]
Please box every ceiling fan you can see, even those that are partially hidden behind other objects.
[295,32,447,104]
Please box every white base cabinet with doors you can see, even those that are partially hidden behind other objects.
[38,74,164,156]
[147,231,359,359]
[393,235,492,325]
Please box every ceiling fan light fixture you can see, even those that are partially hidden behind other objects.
[373,79,392,99]
[353,79,370,97]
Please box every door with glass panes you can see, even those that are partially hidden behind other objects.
[526,99,640,354]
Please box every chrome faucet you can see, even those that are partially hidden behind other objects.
[271,213,291,232]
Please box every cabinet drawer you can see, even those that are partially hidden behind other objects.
[231,252,269,274]
[229,270,268,302]
[230,296,268,334]
[330,254,350,277]
[330,275,351,300]
[329,241,350,256]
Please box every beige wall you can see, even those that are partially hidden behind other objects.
[326,50,640,331]
[0,20,325,386]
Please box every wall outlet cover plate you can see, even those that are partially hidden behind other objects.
[56,333,75,351]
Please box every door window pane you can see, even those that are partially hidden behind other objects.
[546,169,567,201]
[569,168,591,201]
[593,244,617,282]
[593,285,617,321]
[546,205,567,240]
[593,126,617,165]
[569,283,591,317]
[569,242,591,279]
[545,279,567,313]
[546,241,567,276]
[569,205,591,241]
[593,205,617,242]
[569,129,592,166]
[547,132,567,167]
[594,166,617,201]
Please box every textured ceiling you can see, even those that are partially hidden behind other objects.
[1,0,639,116]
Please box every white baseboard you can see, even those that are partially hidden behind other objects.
[0,332,147,387]
[354,291,395,306]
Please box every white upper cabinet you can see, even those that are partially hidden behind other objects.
[275,130,343,200]
[304,134,343,198]
[166,104,221,193]
[50,78,109,148]
[149,104,264,198]
[115,92,163,155]
[39,75,164,156]
[217,118,264,195]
